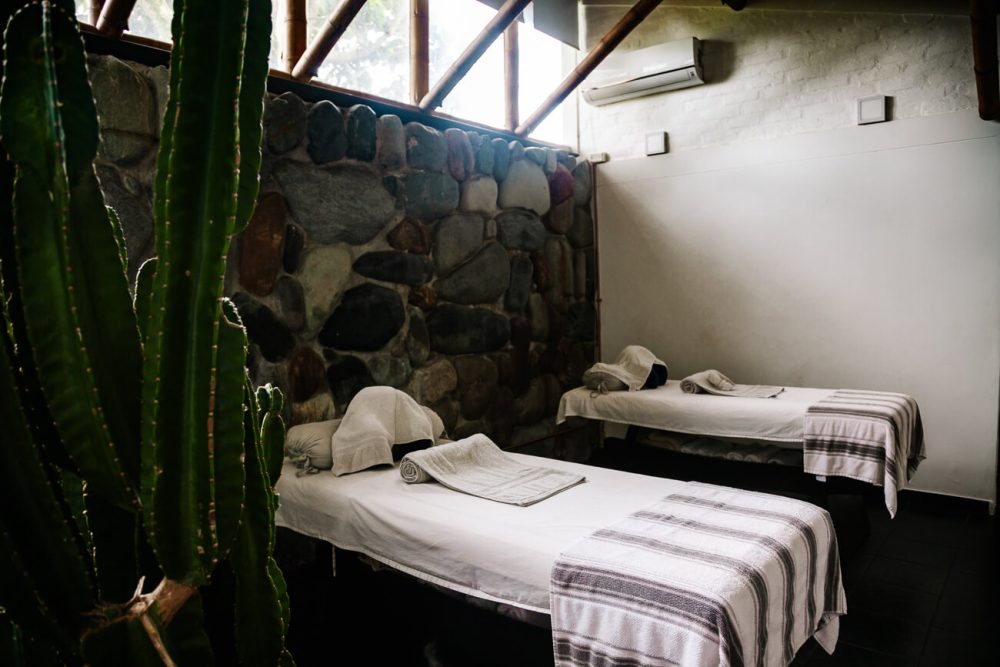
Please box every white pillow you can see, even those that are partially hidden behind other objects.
[285,419,341,476]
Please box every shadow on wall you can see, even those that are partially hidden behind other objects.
[702,39,738,85]
[87,54,601,460]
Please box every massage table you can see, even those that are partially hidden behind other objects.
[275,453,845,666]
[557,380,925,517]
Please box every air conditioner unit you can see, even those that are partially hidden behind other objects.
[581,38,704,106]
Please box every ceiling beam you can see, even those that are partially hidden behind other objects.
[504,21,519,131]
[292,0,368,81]
[411,0,430,104]
[284,0,308,74]
[95,0,138,39]
[90,1,106,26]
[970,0,999,120]
[418,0,532,112]
[516,0,662,136]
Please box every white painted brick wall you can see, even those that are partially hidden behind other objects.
[577,7,982,159]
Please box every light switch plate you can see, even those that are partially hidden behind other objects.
[645,131,668,156]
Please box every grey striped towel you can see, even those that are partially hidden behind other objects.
[803,389,925,517]
[551,482,845,667]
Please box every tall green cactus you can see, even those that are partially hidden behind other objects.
[0,0,293,664]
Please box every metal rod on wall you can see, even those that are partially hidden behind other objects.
[418,0,532,112]
[516,0,662,137]
[411,0,430,104]
[504,20,519,131]
[292,0,369,81]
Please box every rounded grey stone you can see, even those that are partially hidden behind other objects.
[475,140,495,175]
[405,122,447,171]
[495,209,546,252]
[505,254,533,311]
[433,213,485,274]
[491,138,510,181]
[369,353,413,388]
[319,284,405,352]
[427,305,510,354]
[566,206,594,248]
[232,292,296,362]
[353,251,434,286]
[572,161,592,206]
[524,147,547,166]
[376,114,406,172]
[89,56,156,164]
[346,104,377,161]
[499,159,551,215]
[435,242,510,305]
[282,223,305,273]
[307,101,347,164]
[406,307,430,368]
[402,171,459,221]
[274,161,395,245]
[265,92,307,155]
[274,275,306,332]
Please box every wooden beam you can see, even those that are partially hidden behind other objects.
[90,1,106,26]
[970,0,999,120]
[410,0,429,104]
[291,0,368,81]
[284,0,308,74]
[504,20,519,131]
[95,0,138,39]
[418,0,532,112]
[516,0,662,137]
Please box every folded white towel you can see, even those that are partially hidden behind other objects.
[400,434,585,506]
[680,369,784,398]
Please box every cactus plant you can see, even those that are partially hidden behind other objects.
[0,0,293,664]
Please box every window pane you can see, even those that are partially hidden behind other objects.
[308,0,409,103]
[518,24,569,144]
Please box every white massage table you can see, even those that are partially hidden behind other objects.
[275,454,845,665]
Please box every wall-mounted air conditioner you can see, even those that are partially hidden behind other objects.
[581,38,704,106]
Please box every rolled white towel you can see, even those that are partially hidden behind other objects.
[681,370,784,398]
[399,456,432,484]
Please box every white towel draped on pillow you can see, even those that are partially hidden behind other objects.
[331,386,445,476]
[582,345,668,393]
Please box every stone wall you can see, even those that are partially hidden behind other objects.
[87,54,599,459]
[579,6,977,158]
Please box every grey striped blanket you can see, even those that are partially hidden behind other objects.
[803,390,925,517]
[550,483,845,667]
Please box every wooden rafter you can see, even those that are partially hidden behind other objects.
[96,0,138,39]
[284,0,308,74]
[418,0,532,112]
[504,20,519,131]
[516,0,662,136]
[291,0,368,81]
[410,0,430,104]
[90,0,106,26]
[970,0,999,120]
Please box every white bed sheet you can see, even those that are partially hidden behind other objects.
[557,380,836,444]
[274,454,686,613]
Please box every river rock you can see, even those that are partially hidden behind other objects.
[475,139,494,175]
[387,218,432,254]
[432,213,484,274]
[344,104,376,161]
[524,147,547,167]
[89,56,156,164]
[95,165,154,281]
[568,302,597,342]
[291,392,337,426]
[498,159,550,215]
[239,192,287,296]
[491,138,510,181]
[274,275,306,332]
[376,114,406,172]
[369,353,412,388]
[324,353,375,409]
[274,161,395,244]
[319,284,405,351]
[232,293,296,362]
[405,307,430,367]
[298,245,352,334]
[408,285,438,311]
[514,377,547,425]
[505,254,533,311]
[544,196,573,235]
[459,176,498,213]
[566,206,594,248]
[402,171,459,221]
[427,305,510,354]
[265,92,307,155]
[282,223,305,273]
[548,164,574,205]
[307,101,347,164]
[495,209,546,251]
[572,161,592,205]
[353,251,434,286]
[527,293,549,341]
[435,243,510,305]
[287,346,327,401]
[408,358,458,405]
[405,122,447,171]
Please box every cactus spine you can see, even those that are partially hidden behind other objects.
[0,0,292,664]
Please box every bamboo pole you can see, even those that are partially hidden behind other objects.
[504,20,519,131]
[291,0,369,81]
[90,0,106,26]
[418,0,532,112]
[970,0,999,120]
[95,0,138,39]
[284,0,308,74]
[516,0,662,136]
[410,0,430,104]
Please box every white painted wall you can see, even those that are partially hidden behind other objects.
[578,6,979,158]
[595,111,1000,504]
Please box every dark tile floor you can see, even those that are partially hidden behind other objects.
[279,446,998,666]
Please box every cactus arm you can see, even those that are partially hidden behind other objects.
[261,386,286,486]
[133,257,157,347]
[230,385,293,667]
[235,0,272,231]
[213,298,249,561]
[0,2,139,510]
[0,319,95,636]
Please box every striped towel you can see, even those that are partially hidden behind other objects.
[551,483,845,667]
[400,434,585,506]
[803,390,925,517]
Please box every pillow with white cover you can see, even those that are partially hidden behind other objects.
[285,419,341,476]
[331,386,446,476]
